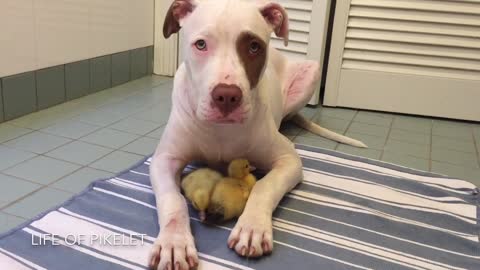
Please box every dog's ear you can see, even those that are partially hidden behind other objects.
[163,0,196,38]
[259,2,289,46]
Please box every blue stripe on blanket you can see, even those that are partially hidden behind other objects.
[0,145,479,270]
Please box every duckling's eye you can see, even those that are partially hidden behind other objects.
[194,39,207,51]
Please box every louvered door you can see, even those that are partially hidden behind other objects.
[270,0,311,60]
[324,0,480,121]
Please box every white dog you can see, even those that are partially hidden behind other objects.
[149,0,366,269]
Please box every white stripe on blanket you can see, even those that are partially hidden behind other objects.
[0,248,47,270]
[297,149,476,190]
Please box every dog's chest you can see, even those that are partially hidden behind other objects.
[197,132,253,164]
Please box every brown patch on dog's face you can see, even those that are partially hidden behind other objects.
[236,31,267,89]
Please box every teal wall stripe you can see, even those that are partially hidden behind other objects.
[65,60,91,101]
[2,72,37,121]
[0,46,154,123]
[0,79,4,123]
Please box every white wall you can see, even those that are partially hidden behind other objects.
[153,0,177,76]
[0,0,154,78]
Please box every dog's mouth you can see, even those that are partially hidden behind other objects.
[213,119,238,124]
[208,115,246,124]
[203,108,248,124]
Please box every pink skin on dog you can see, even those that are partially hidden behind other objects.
[149,0,320,269]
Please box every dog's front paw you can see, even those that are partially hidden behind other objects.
[149,220,198,270]
[228,210,273,257]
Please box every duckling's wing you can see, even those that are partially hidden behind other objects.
[207,200,226,220]
[181,169,222,195]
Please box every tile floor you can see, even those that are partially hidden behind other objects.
[1,75,479,233]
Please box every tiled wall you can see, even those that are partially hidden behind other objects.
[0,46,154,123]
[0,0,154,78]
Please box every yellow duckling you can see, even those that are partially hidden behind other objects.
[208,159,257,221]
[181,168,223,221]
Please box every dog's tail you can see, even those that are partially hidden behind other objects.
[291,114,368,148]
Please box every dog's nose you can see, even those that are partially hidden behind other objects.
[211,85,242,116]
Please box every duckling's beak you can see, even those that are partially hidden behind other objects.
[249,165,256,172]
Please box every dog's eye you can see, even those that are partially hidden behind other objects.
[194,40,207,51]
[249,41,261,54]
[245,165,249,168]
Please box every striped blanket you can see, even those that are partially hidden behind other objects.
[0,145,479,270]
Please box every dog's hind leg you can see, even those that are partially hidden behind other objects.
[281,60,321,118]
[281,59,367,148]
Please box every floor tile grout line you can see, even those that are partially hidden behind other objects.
[0,151,98,192]
[75,96,166,134]
[6,109,95,132]
[0,126,128,174]
[428,119,434,172]
[343,129,387,140]
[0,122,37,133]
[46,144,116,168]
[0,150,88,185]
[0,129,37,145]
[0,211,28,221]
[3,101,165,147]
[81,118,165,139]
[1,114,163,174]
[43,164,109,193]
[387,126,431,135]
[350,111,394,128]
[90,77,172,110]
[343,120,391,137]
[430,135,477,152]
[349,120,391,128]
[429,145,478,156]
[77,136,138,151]
[5,94,106,129]
[75,132,149,168]
[5,91,166,134]
[40,129,141,168]
[100,97,167,131]
[0,154,40,173]
[43,164,115,194]
[0,145,127,212]
[380,150,429,161]
[356,110,395,120]
[0,210,27,220]
[40,125,104,141]
[379,114,395,161]
[0,184,60,212]
[314,115,353,123]
[0,133,77,172]
[77,131,163,151]
[43,183,79,195]
[429,159,479,170]
[334,111,359,151]
[387,136,429,148]
[471,129,480,169]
